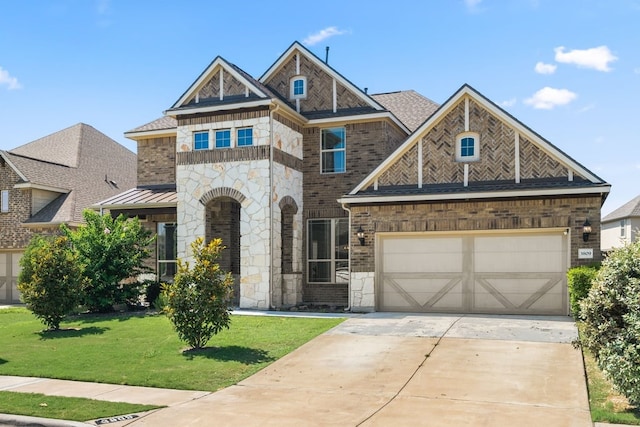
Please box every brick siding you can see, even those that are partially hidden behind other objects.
[137,137,176,186]
[349,195,604,273]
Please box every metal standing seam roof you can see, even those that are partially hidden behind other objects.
[95,186,177,208]
[602,194,640,222]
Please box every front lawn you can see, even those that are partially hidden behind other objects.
[0,391,160,422]
[0,308,344,391]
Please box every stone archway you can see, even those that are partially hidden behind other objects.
[201,188,246,306]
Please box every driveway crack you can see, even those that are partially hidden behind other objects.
[355,315,465,426]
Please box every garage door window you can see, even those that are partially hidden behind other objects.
[308,218,348,284]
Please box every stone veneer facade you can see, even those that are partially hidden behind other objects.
[175,111,303,309]
[347,195,603,312]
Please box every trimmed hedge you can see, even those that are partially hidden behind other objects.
[567,264,599,317]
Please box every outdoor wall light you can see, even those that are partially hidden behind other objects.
[357,226,365,246]
[582,219,592,242]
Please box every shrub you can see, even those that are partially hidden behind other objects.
[580,240,640,404]
[163,238,234,350]
[63,210,154,312]
[567,264,599,317]
[17,236,87,330]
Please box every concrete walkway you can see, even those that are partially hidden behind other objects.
[1,313,594,426]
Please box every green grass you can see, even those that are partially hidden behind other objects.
[0,308,343,391]
[583,348,640,424]
[576,322,640,425]
[0,391,160,422]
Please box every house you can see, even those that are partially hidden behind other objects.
[96,41,610,315]
[601,195,640,252]
[0,123,137,304]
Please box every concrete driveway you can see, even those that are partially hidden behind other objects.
[128,313,590,426]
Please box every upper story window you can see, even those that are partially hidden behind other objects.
[1,190,8,213]
[455,132,480,162]
[193,131,209,150]
[215,129,231,148]
[289,76,307,100]
[321,127,346,174]
[237,128,253,147]
[620,220,626,237]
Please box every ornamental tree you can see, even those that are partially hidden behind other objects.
[63,210,154,312]
[163,237,234,350]
[18,235,87,330]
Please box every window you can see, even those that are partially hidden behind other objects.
[215,129,231,148]
[157,223,177,282]
[237,127,253,147]
[456,132,480,162]
[289,76,307,100]
[620,220,626,238]
[193,131,209,150]
[1,190,8,212]
[308,218,348,284]
[321,127,346,173]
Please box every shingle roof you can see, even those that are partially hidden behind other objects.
[5,123,136,224]
[371,90,439,132]
[126,116,177,134]
[350,177,606,199]
[602,194,640,222]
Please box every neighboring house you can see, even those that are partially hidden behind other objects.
[0,123,137,303]
[601,195,640,251]
[96,41,610,315]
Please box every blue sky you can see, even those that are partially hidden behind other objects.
[0,0,638,215]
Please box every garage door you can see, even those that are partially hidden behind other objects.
[378,231,568,315]
[0,252,23,304]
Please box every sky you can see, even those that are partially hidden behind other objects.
[0,0,638,216]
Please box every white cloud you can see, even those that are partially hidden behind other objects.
[524,87,577,109]
[0,66,22,90]
[464,0,483,12]
[501,98,517,107]
[578,103,596,113]
[303,27,348,46]
[554,46,618,72]
[534,61,557,75]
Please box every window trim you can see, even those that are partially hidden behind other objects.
[289,75,307,100]
[215,129,231,149]
[236,127,253,147]
[193,131,209,150]
[455,131,480,162]
[307,218,349,284]
[157,222,177,282]
[620,219,626,238]
[1,190,8,213]
[320,127,346,174]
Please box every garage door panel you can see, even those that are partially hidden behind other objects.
[382,276,464,312]
[475,252,564,272]
[379,232,568,315]
[475,235,563,252]
[383,253,462,273]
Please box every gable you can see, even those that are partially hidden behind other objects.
[346,85,609,202]
[171,57,269,111]
[260,42,382,116]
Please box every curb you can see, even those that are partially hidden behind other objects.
[0,413,92,426]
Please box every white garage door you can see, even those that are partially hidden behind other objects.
[0,252,23,304]
[378,231,568,315]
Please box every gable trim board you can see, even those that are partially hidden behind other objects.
[259,41,384,112]
[348,84,607,197]
[0,151,28,183]
[171,57,269,110]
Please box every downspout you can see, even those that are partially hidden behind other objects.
[269,103,280,310]
[340,202,352,312]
